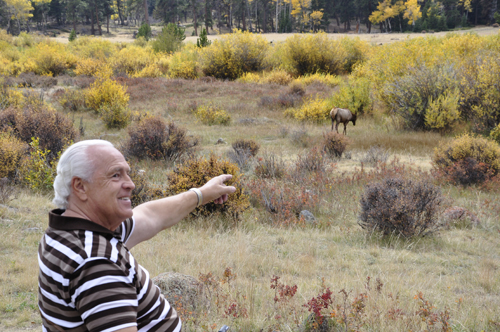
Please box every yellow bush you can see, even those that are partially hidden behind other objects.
[195,105,231,125]
[288,95,329,123]
[0,83,24,109]
[330,76,372,115]
[68,36,117,60]
[166,154,249,220]
[111,45,158,76]
[0,29,13,43]
[261,70,293,85]
[0,131,26,179]
[433,133,500,173]
[237,72,261,83]
[99,104,132,129]
[425,89,460,131]
[339,36,371,72]
[168,45,200,79]
[269,33,348,76]
[85,78,129,112]
[18,137,59,191]
[74,58,112,78]
[200,30,270,80]
[22,41,77,76]
[490,124,500,144]
[292,73,341,88]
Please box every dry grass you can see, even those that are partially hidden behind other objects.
[1,77,500,331]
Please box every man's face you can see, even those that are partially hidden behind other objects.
[84,145,135,230]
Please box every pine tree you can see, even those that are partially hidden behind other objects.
[69,28,77,41]
[196,27,211,47]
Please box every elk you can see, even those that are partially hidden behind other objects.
[330,107,357,135]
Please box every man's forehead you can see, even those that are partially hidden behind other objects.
[87,145,129,171]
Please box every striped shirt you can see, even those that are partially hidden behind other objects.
[38,209,181,332]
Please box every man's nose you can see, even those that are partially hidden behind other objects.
[124,175,135,190]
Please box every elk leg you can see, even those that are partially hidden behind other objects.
[335,123,340,134]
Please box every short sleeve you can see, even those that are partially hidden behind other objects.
[72,258,138,332]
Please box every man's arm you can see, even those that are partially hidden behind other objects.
[126,174,236,248]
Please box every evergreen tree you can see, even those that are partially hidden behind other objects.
[152,22,185,53]
[137,22,152,40]
[196,27,211,47]
[69,28,77,41]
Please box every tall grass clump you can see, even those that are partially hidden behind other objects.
[270,33,348,76]
[200,30,270,80]
[432,133,500,186]
[359,177,444,238]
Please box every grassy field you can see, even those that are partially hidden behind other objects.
[1,74,500,331]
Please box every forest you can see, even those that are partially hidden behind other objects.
[0,0,499,37]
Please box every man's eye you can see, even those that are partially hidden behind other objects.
[113,173,120,178]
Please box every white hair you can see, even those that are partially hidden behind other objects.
[53,140,114,209]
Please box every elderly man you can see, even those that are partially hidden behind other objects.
[38,140,236,332]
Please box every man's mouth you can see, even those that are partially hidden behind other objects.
[119,197,131,201]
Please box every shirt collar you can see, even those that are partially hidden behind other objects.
[49,209,116,236]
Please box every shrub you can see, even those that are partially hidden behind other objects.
[432,133,500,185]
[168,45,200,79]
[424,88,461,131]
[296,147,326,174]
[289,127,311,147]
[261,70,293,85]
[68,36,117,60]
[137,23,152,41]
[0,131,27,179]
[0,177,17,205]
[245,178,319,226]
[129,166,165,206]
[98,103,131,129]
[381,64,458,130]
[359,177,444,238]
[330,76,372,115]
[85,78,129,113]
[152,23,186,54]
[166,154,249,220]
[22,41,77,76]
[0,83,23,110]
[18,137,59,191]
[270,33,347,76]
[200,30,270,80]
[123,115,198,162]
[57,88,87,112]
[360,146,389,165]
[194,104,231,125]
[74,58,113,78]
[490,124,500,144]
[339,37,371,73]
[6,106,77,162]
[232,139,260,157]
[254,152,287,179]
[237,72,261,83]
[287,95,329,123]
[111,45,158,77]
[322,132,350,158]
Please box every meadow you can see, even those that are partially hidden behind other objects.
[1,29,500,332]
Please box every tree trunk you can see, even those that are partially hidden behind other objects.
[248,0,253,32]
[193,0,198,36]
[94,2,102,35]
[143,0,149,24]
[242,0,247,30]
[107,15,110,33]
[117,0,125,25]
[91,10,95,35]
[73,8,77,31]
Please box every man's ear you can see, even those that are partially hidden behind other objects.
[71,177,88,202]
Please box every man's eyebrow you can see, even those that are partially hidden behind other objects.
[108,166,130,174]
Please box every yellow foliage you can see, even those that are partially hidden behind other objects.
[195,105,231,125]
[0,131,26,179]
[292,72,342,87]
[237,72,261,83]
[111,45,159,77]
[288,95,329,123]
[85,78,129,112]
[425,89,460,130]
[330,76,372,115]
[74,58,113,78]
[68,36,117,60]
[22,41,77,76]
[433,133,500,173]
[0,84,24,108]
[200,30,270,80]
[98,103,131,129]
[261,70,293,85]
[18,137,59,191]
[269,33,348,76]
[168,45,200,79]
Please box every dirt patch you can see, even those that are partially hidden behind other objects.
[51,26,499,45]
